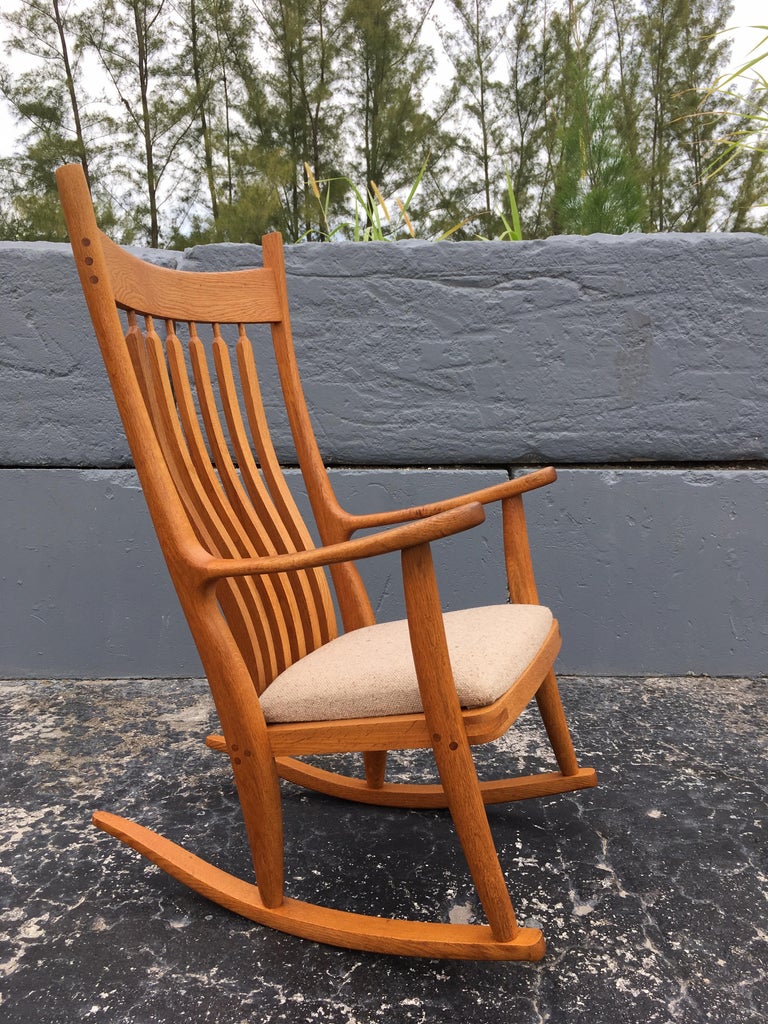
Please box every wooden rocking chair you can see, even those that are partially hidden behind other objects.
[57,162,596,961]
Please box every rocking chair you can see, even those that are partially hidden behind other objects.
[57,162,596,961]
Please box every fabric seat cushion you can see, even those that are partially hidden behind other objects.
[259,604,554,724]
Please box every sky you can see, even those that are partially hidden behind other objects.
[0,0,766,159]
[726,0,768,70]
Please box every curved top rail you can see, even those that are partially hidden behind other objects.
[100,235,283,324]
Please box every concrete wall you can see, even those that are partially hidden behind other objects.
[1,235,766,678]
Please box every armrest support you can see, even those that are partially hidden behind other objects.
[502,493,539,604]
[338,466,556,533]
[197,502,486,582]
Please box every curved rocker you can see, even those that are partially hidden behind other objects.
[202,741,597,808]
[93,811,545,961]
[58,163,598,961]
[273,757,597,808]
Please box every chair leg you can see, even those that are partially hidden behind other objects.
[402,542,519,943]
[502,495,584,780]
[536,670,580,776]
[429,727,519,941]
[227,745,285,908]
[363,750,387,788]
[192,598,286,908]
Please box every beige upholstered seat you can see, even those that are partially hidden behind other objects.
[260,604,554,723]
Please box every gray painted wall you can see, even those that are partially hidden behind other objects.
[1,236,766,678]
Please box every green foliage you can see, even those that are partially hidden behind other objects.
[253,0,346,241]
[176,0,256,223]
[300,156,471,241]
[0,0,764,242]
[544,1,644,235]
[0,149,70,241]
[694,28,768,229]
[498,171,523,240]
[77,0,200,246]
[497,0,556,238]
[635,0,734,231]
[0,0,98,238]
[665,1,734,230]
[439,0,506,235]
[342,0,437,198]
[554,87,646,235]
[474,171,523,240]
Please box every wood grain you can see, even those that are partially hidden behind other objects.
[57,161,596,959]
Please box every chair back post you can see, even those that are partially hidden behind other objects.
[56,162,286,905]
[261,232,376,631]
[55,164,202,571]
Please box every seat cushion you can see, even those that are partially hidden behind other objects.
[259,604,554,724]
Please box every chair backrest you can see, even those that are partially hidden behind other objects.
[56,163,373,693]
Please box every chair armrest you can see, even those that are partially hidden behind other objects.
[338,466,556,532]
[197,502,486,582]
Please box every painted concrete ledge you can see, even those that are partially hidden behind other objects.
[2,467,766,678]
[1,233,767,467]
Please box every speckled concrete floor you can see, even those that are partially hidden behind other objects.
[1,675,766,1024]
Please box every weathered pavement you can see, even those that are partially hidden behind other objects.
[1,675,766,1023]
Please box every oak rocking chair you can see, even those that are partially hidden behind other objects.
[57,162,596,961]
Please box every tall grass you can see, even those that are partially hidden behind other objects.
[699,26,768,180]
[475,171,523,241]
[302,158,490,242]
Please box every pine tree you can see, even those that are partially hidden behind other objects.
[248,0,345,241]
[497,0,561,238]
[79,0,197,246]
[706,78,768,232]
[636,0,736,231]
[341,1,437,206]
[545,0,645,234]
[722,144,768,232]
[439,0,506,234]
[607,0,645,196]
[665,0,733,230]
[0,0,95,239]
[176,0,255,225]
